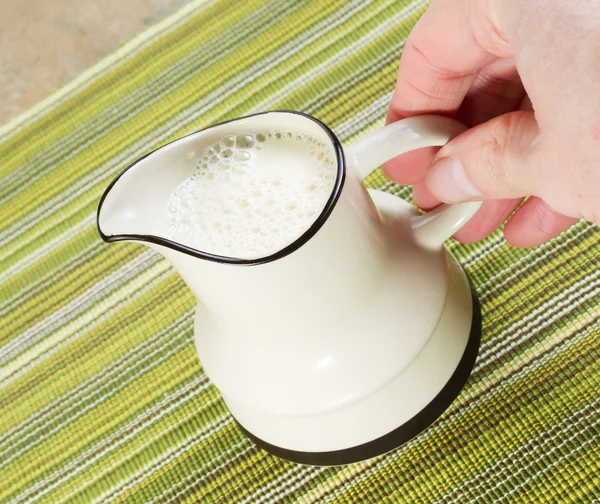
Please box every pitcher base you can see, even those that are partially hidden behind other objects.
[234,290,480,465]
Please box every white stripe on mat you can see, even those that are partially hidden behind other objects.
[475,273,600,372]
[0,264,173,389]
[0,215,95,282]
[502,432,599,501]
[157,441,254,504]
[0,241,102,315]
[90,413,233,504]
[0,250,161,366]
[477,222,591,301]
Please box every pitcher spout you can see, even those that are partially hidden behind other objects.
[96,127,241,262]
[97,136,195,248]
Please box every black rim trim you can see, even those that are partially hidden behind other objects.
[96,110,346,266]
[235,289,482,466]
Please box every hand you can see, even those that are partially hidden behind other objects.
[385,0,600,247]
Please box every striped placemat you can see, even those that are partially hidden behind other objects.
[1,0,599,502]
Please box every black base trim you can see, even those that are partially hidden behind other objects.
[235,290,482,466]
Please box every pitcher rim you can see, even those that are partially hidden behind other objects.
[96,110,346,266]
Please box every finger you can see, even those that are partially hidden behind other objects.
[412,186,522,242]
[453,198,522,243]
[503,197,578,248]
[388,0,511,122]
[382,147,439,186]
[456,57,525,127]
[426,110,540,202]
[385,2,515,186]
[412,180,440,209]
[413,181,522,243]
[386,58,525,186]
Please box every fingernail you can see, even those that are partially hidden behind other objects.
[428,157,481,202]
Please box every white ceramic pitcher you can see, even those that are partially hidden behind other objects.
[97,111,482,466]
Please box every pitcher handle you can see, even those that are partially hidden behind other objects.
[344,115,482,249]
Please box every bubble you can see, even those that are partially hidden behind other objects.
[221,148,233,158]
[236,134,255,149]
[218,160,232,171]
[295,134,302,142]
[275,132,282,140]
[206,147,215,156]
[317,152,324,160]
[233,163,249,174]
[213,143,221,153]
[210,155,219,164]
[222,135,235,147]
[256,133,266,143]
[286,132,292,139]
[187,151,195,160]
[235,150,251,161]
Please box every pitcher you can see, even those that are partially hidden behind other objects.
[97,111,482,465]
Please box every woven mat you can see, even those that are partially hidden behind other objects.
[1,0,599,502]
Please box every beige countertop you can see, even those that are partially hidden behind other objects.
[1,0,189,125]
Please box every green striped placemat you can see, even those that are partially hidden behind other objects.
[1,0,599,502]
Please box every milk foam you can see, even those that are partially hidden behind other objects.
[165,130,337,258]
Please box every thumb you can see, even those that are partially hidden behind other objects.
[426,111,540,203]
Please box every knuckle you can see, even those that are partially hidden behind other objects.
[406,38,466,80]
[478,117,511,186]
[468,6,511,57]
[477,113,530,192]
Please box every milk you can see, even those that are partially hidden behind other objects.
[165,130,337,258]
